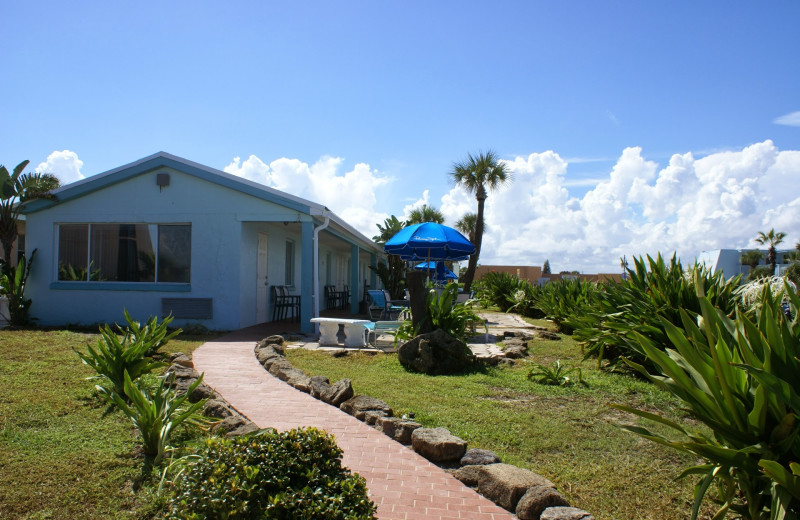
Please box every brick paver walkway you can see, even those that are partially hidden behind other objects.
[192,326,517,520]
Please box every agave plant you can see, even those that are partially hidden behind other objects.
[611,283,800,519]
[534,278,600,334]
[527,360,586,387]
[101,371,210,465]
[395,284,486,345]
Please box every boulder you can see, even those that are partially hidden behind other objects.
[540,507,595,520]
[503,331,535,339]
[226,422,260,437]
[319,378,354,406]
[270,364,307,384]
[473,463,556,511]
[461,448,501,466]
[377,416,422,445]
[340,395,393,421]
[212,415,249,435]
[203,399,235,419]
[267,358,294,377]
[398,329,475,375]
[536,331,561,341]
[364,410,389,425]
[287,374,312,393]
[309,376,331,399]
[411,427,467,463]
[167,366,215,402]
[516,486,570,520]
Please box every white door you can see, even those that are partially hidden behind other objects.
[256,233,269,322]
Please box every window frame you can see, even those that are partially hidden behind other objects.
[53,222,191,287]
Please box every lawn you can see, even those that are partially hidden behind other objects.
[0,329,212,520]
[286,315,713,520]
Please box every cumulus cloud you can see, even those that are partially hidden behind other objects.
[225,154,392,237]
[437,140,800,273]
[36,150,84,184]
[774,111,800,126]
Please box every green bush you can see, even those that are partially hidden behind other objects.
[75,310,179,399]
[166,427,377,519]
[396,284,486,345]
[785,262,800,286]
[749,265,775,281]
[571,253,740,370]
[534,278,600,333]
[0,250,36,326]
[507,281,545,319]
[474,271,526,312]
[612,284,800,519]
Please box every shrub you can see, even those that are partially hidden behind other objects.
[102,371,209,465]
[0,250,36,326]
[785,262,800,286]
[572,253,740,370]
[396,283,486,345]
[534,278,600,333]
[166,427,377,519]
[612,284,800,519]
[748,265,774,281]
[527,360,586,387]
[507,282,545,319]
[75,311,178,399]
[474,271,525,312]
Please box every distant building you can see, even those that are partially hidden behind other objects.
[697,248,795,280]
[473,264,622,284]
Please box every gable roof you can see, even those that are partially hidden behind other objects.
[23,151,383,254]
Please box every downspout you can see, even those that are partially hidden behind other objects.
[313,214,331,330]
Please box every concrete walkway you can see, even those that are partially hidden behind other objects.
[192,325,517,520]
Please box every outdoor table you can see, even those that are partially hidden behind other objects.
[310,317,372,347]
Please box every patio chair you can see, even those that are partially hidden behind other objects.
[367,290,405,321]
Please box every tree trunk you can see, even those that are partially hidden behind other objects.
[407,270,433,335]
[462,188,486,293]
[769,247,777,274]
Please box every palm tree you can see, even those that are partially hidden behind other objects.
[754,228,787,274]
[455,212,477,243]
[0,160,60,267]
[450,150,510,292]
[407,204,444,225]
[371,215,407,299]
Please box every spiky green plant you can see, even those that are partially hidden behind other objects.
[534,278,600,334]
[611,283,800,519]
[527,360,586,387]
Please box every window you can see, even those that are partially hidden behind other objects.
[285,240,295,286]
[57,223,190,283]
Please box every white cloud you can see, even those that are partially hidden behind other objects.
[774,111,800,126]
[434,140,800,273]
[36,150,84,184]
[224,154,392,237]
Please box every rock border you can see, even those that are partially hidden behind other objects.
[251,335,595,520]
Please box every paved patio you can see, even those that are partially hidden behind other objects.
[192,320,518,519]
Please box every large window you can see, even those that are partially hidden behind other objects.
[57,223,191,283]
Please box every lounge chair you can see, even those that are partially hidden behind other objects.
[367,290,405,321]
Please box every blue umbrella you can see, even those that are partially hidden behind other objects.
[413,261,458,281]
[384,222,475,261]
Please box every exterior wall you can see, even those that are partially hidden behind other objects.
[26,166,300,330]
[698,248,796,281]
[475,265,543,282]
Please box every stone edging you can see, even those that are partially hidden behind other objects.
[253,335,595,520]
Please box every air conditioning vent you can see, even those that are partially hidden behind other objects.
[162,298,212,319]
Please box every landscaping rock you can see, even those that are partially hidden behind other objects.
[203,399,235,419]
[503,343,528,359]
[398,329,475,375]
[453,465,484,487]
[188,382,215,403]
[309,376,331,399]
[287,374,312,393]
[256,335,285,348]
[364,410,389,425]
[270,364,307,384]
[540,507,595,520]
[319,378,354,406]
[516,486,570,520]
[340,395,393,421]
[536,331,561,341]
[212,415,249,434]
[503,331,534,339]
[473,463,556,511]
[267,358,294,377]
[461,448,501,466]
[377,416,421,445]
[226,422,260,437]
[255,344,285,367]
[169,352,193,368]
[411,427,468,462]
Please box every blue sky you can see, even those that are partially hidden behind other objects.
[3,1,799,272]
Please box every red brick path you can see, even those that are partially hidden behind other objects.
[192,325,517,520]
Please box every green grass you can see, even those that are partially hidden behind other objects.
[287,315,713,520]
[0,329,211,520]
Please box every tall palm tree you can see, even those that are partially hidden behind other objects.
[0,160,60,267]
[371,215,407,299]
[407,204,444,225]
[740,250,764,270]
[455,212,477,243]
[450,150,510,292]
[754,228,786,275]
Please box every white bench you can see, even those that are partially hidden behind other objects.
[310,317,372,347]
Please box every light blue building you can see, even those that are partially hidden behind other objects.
[697,248,795,280]
[22,152,383,332]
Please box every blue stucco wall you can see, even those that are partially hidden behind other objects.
[26,166,303,330]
